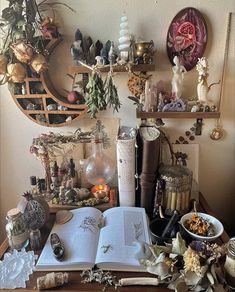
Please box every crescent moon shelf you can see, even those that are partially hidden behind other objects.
[11,37,87,127]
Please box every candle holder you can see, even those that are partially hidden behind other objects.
[91,184,110,199]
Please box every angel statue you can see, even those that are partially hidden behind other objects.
[171,56,187,99]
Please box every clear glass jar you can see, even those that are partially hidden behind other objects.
[6,208,29,250]
[224,237,235,290]
[84,133,115,186]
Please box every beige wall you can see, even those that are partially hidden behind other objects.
[0,0,235,242]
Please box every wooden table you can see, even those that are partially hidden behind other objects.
[0,192,230,292]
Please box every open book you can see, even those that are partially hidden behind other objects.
[36,206,150,271]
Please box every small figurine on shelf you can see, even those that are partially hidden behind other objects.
[196,57,220,104]
[51,161,60,187]
[171,55,186,100]
[108,42,117,66]
[68,158,78,187]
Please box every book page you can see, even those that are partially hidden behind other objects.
[95,207,150,270]
[36,207,102,271]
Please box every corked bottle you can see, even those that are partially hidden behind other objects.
[224,237,235,290]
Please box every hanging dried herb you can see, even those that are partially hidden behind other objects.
[85,73,107,118]
[104,75,121,113]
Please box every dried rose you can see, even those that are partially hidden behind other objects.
[40,17,59,40]
[31,54,48,73]
[0,54,8,74]
[11,40,33,63]
[7,63,26,83]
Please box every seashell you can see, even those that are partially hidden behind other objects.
[118,44,130,51]
[31,54,48,73]
[0,54,8,74]
[118,36,131,44]
[118,13,131,53]
[56,210,73,224]
[120,16,128,22]
[11,40,33,63]
[120,29,129,36]
[78,188,90,200]
[7,63,26,83]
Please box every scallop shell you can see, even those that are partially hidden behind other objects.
[56,210,73,224]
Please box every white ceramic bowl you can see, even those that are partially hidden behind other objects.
[180,212,224,241]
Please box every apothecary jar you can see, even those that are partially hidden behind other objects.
[159,165,192,216]
[6,208,29,250]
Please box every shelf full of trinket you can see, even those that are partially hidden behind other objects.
[10,38,88,127]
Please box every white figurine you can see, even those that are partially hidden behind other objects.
[196,57,209,103]
[171,56,186,99]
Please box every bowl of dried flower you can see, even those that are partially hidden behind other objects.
[180,212,224,241]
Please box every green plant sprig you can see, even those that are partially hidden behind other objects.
[104,75,121,113]
[85,73,107,118]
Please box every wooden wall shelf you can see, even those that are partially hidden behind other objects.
[69,64,155,74]
[11,38,88,127]
[136,110,221,119]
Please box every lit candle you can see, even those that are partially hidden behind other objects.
[91,184,110,199]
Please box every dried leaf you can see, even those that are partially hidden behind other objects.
[206,272,214,285]
[133,242,152,261]
[175,281,188,292]
[213,283,226,292]
[172,232,187,255]
[183,271,202,286]
[147,262,169,278]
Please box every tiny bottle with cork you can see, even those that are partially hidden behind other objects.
[224,237,235,290]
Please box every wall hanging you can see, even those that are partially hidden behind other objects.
[166,7,207,71]
[0,0,87,127]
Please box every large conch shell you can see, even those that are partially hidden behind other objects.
[7,63,26,83]
[31,54,48,73]
[11,40,33,63]
[0,54,8,74]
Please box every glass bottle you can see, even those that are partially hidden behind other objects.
[30,175,38,195]
[6,208,29,250]
[30,228,41,251]
[84,132,116,186]
[224,237,235,290]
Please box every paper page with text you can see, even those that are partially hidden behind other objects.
[95,207,150,271]
[36,207,102,271]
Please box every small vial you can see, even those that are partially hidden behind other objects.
[30,229,41,251]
